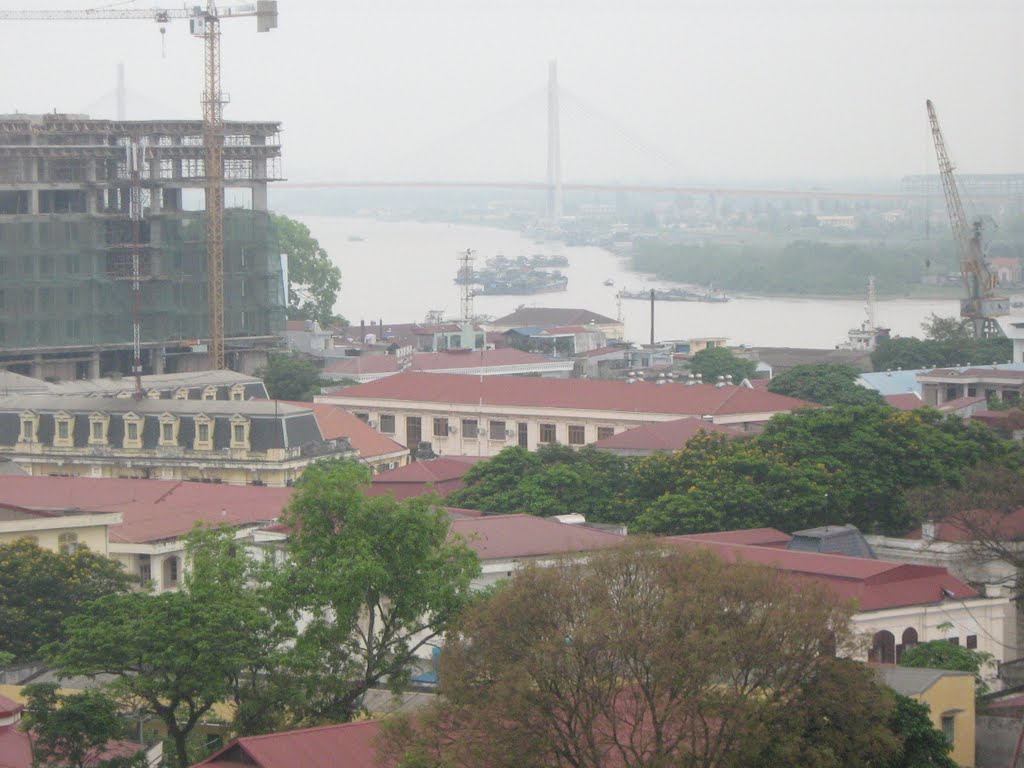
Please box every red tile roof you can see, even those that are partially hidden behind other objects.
[324,355,401,375]
[593,418,744,451]
[906,508,1024,543]
[666,536,978,611]
[268,401,407,460]
[0,695,23,718]
[194,720,385,768]
[938,395,988,411]
[885,393,923,410]
[0,477,293,544]
[323,372,812,418]
[0,725,33,768]
[451,514,625,560]
[679,528,792,547]
[411,348,557,371]
[367,456,486,500]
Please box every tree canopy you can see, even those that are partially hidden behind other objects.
[272,213,342,326]
[275,459,480,724]
[871,335,1012,372]
[900,639,994,697]
[767,363,883,406]
[258,352,328,401]
[0,539,131,662]
[687,345,758,383]
[386,542,881,768]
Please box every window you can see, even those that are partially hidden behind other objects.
[462,419,479,439]
[57,420,69,440]
[597,426,615,441]
[568,425,586,445]
[966,635,978,650]
[163,556,180,586]
[174,388,190,400]
[92,422,102,439]
[947,637,960,646]
[158,414,179,447]
[198,424,209,441]
[202,386,217,401]
[379,414,396,434]
[489,420,506,441]
[517,422,529,448]
[540,423,557,444]
[128,422,139,441]
[355,412,369,423]
[194,415,213,450]
[869,630,895,664]
[58,532,78,556]
[233,424,244,443]
[230,384,246,401]
[88,413,108,445]
[433,417,449,437]
[229,415,250,450]
[941,715,955,745]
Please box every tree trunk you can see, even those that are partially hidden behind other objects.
[171,727,190,768]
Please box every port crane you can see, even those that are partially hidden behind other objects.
[0,2,279,370]
[926,99,1008,338]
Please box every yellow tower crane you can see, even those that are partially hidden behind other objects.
[926,99,1008,339]
[0,2,279,370]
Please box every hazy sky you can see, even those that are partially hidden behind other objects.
[0,0,1020,185]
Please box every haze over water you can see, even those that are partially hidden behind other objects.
[304,216,959,349]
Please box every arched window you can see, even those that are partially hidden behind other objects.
[58,532,78,556]
[897,627,918,662]
[162,556,180,587]
[870,630,896,664]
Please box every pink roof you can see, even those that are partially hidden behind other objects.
[885,393,923,410]
[0,477,293,544]
[324,356,401,375]
[194,720,385,768]
[268,401,406,460]
[324,372,812,418]
[593,418,744,451]
[411,348,556,371]
[680,528,792,547]
[0,695,23,718]
[0,725,32,768]
[667,537,978,611]
[451,514,624,560]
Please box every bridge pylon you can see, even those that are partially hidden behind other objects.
[547,59,563,228]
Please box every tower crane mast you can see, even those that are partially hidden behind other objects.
[0,2,279,370]
[926,99,1007,338]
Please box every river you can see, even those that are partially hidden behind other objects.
[300,215,959,349]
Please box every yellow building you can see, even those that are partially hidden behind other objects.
[0,502,120,556]
[876,666,975,766]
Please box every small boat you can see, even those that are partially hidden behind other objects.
[347,235,365,242]
[603,279,615,287]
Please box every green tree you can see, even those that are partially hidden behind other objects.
[900,639,994,697]
[871,336,1012,372]
[258,352,328,401]
[447,445,633,523]
[272,213,342,326]
[0,539,131,662]
[887,692,958,768]
[922,314,973,343]
[21,683,145,768]
[44,528,279,768]
[385,542,877,768]
[276,459,480,724]
[767,363,883,406]
[688,345,757,383]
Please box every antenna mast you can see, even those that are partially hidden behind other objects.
[458,248,476,322]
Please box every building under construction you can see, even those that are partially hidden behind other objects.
[0,113,285,380]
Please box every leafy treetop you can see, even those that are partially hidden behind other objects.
[900,639,994,697]
[767,363,883,406]
[258,352,329,401]
[272,213,343,327]
[687,345,758,383]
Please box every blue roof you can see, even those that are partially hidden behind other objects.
[859,363,1024,396]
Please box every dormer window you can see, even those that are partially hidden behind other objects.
[147,389,162,400]
[193,414,213,450]
[87,412,109,446]
[53,411,74,447]
[230,383,246,401]
[19,411,38,443]
[229,414,250,450]
[115,390,132,399]
[123,412,143,449]
[174,388,190,400]
[158,413,179,447]
[202,386,218,401]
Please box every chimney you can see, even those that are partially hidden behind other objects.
[921,520,937,542]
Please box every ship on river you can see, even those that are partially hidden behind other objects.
[455,254,569,295]
[618,286,730,303]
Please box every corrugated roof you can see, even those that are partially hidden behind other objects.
[678,528,792,547]
[666,536,978,611]
[195,720,384,768]
[787,525,876,558]
[451,514,625,559]
[370,456,485,484]
[0,476,293,544]
[874,666,972,696]
[411,348,560,370]
[593,418,744,451]
[885,393,923,410]
[492,307,617,327]
[322,372,811,418]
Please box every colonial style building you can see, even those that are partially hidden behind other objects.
[0,502,120,556]
[0,396,353,486]
[317,372,811,457]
